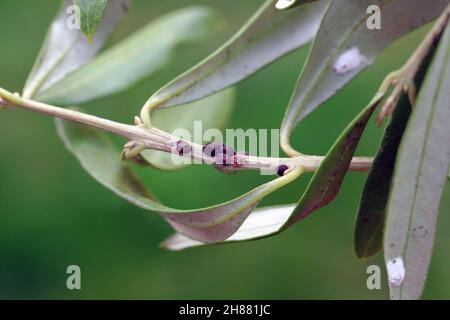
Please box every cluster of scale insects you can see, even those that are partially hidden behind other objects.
[173,140,289,176]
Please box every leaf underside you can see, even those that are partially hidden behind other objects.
[37,6,219,105]
[384,21,450,300]
[280,0,449,150]
[147,0,329,109]
[162,204,297,251]
[23,0,132,99]
[354,19,444,260]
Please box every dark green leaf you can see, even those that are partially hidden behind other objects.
[73,0,108,42]
[354,94,411,259]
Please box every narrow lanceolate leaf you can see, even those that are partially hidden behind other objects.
[285,99,379,226]
[384,23,450,300]
[162,204,296,251]
[23,0,131,99]
[280,0,449,152]
[354,95,412,259]
[145,0,328,109]
[353,19,444,259]
[37,7,219,105]
[56,115,303,243]
[73,0,108,42]
[55,114,165,211]
[162,97,378,250]
[161,167,303,243]
[141,88,236,170]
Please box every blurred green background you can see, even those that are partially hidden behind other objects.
[0,0,449,299]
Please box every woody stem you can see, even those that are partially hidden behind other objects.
[0,87,373,173]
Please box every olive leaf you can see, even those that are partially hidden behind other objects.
[145,0,328,109]
[141,88,236,170]
[284,99,379,226]
[55,112,165,211]
[162,204,296,251]
[384,22,450,300]
[280,0,448,153]
[23,0,132,99]
[354,94,412,259]
[73,0,108,42]
[160,166,303,243]
[353,21,444,259]
[162,96,379,250]
[55,115,303,243]
[36,7,219,105]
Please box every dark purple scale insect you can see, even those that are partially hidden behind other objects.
[175,140,191,156]
[202,142,236,167]
[276,164,289,177]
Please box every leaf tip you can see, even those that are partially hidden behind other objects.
[354,243,381,260]
[86,33,94,44]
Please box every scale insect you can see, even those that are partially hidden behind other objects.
[333,47,367,75]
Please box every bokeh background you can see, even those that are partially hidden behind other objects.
[0,0,449,299]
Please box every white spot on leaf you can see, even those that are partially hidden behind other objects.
[333,47,366,75]
[275,0,297,10]
[387,257,405,288]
